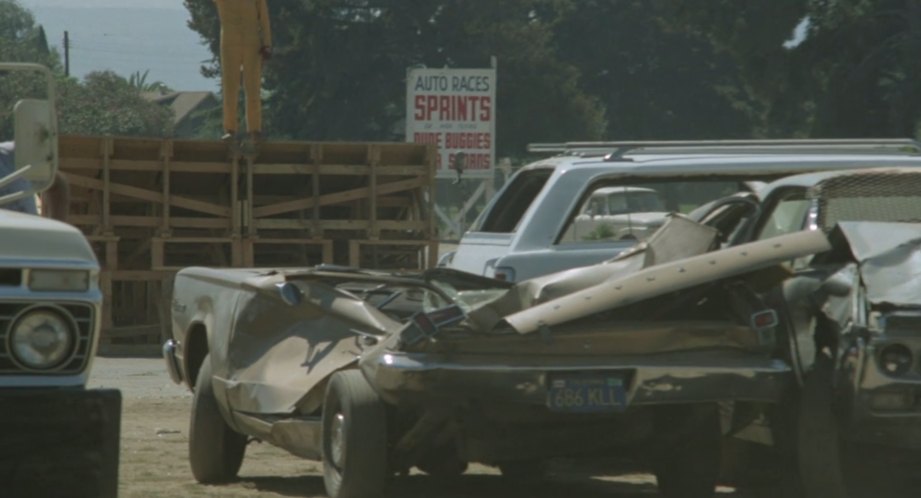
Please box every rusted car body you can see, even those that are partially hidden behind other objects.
[165,214,830,498]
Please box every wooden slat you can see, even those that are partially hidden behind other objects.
[252,219,428,230]
[62,158,234,174]
[249,164,428,176]
[66,174,232,217]
[252,177,427,218]
[70,215,231,229]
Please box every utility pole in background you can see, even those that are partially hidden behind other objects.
[63,31,70,77]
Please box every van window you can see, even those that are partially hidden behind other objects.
[558,180,741,244]
[475,169,552,233]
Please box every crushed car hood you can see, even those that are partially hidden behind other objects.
[830,221,921,307]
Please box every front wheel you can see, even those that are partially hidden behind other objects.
[653,405,721,498]
[189,354,247,483]
[322,370,388,498]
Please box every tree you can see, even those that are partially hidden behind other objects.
[183,0,605,155]
[800,0,921,137]
[128,70,173,95]
[0,0,61,138]
[2,1,173,138]
[667,0,921,138]
[546,0,756,140]
[57,71,175,137]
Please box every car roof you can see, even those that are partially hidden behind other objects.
[521,153,921,181]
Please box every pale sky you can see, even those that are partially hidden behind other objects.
[20,0,184,10]
[18,0,218,91]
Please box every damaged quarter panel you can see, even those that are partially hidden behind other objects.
[222,272,403,416]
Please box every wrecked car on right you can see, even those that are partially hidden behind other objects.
[702,166,921,496]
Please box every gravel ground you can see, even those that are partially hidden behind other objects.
[88,357,743,498]
[89,356,918,498]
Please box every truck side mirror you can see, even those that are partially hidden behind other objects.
[14,98,58,193]
[0,63,58,204]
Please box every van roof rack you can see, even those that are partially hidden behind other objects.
[527,139,921,159]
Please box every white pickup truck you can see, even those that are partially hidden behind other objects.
[0,63,120,498]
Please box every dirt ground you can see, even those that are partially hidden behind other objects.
[89,357,918,498]
[88,357,746,498]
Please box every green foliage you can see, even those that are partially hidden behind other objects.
[668,0,921,138]
[128,70,173,94]
[2,0,174,138]
[0,0,61,138]
[547,0,755,139]
[583,223,615,241]
[58,71,174,137]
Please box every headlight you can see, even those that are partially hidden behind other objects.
[879,344,913,377]
[9,309,75,370]
[29,269,90,291]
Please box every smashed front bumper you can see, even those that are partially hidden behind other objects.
[360,348,792,410]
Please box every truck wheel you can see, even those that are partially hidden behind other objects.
[322,370,388,498]
[797,354,849,498]
[653,406,720,498]
[189,354,247,483]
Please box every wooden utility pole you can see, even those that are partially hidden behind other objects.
[63,31,70,77]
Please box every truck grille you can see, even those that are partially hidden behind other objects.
[0,303,94,374]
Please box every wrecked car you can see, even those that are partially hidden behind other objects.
[698,167,921,496]
[446,139,921,281]
[163,213,831,498]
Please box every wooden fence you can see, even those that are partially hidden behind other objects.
[59,135,437,350]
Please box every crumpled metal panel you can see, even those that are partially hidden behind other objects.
[465,214,718,332]
[222,278,402,415]
[501,229,831,335]
[832,222,921,307]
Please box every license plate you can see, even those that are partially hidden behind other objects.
[546,375,627,413]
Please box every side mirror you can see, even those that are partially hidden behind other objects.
[0,63,58,205]
[14,98,57,193]
[276,282,303,306]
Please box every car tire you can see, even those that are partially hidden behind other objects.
[797,354,849,498]
[653,405,721,498]
[322,370,388,498]
[189,354,247,483]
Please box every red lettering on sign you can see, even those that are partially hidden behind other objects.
[412,95,493,122]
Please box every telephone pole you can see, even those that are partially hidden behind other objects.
[64,31,70,77]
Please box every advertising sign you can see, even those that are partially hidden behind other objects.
[406,67,496,179]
